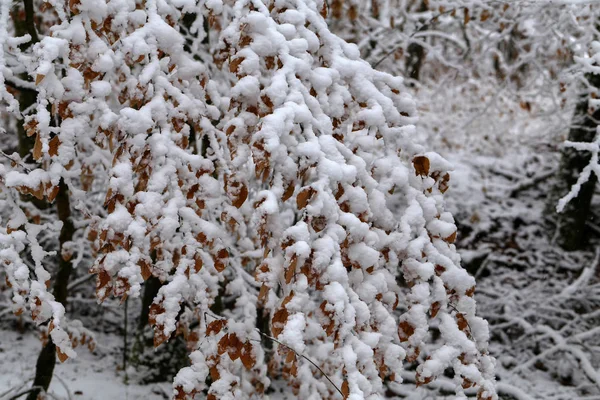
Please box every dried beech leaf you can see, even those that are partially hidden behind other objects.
[285,255,297,284]
[430,301,441,318]
[218,333,230,355]
[194,254,203,273]
[56,347,69,363]
[398,321,415,342]
[342,380,350,399]
[241,341,256,369]
[258,284,269,304]
[46,185,60,202]
[456,313,469,331]
[232,183,248,208]
[296,187,314,209]
[227,333,242,361]
[229,57,245,74]
[445,231,457,244]
[466,286,475,297]
[206,319,226,336]
[413,156,430,176]
[320,1,327,18]
[282,182,295,202]
[49,136,60,156]
[33,134,43,161]
[140,260,152,280]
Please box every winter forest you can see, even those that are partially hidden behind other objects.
[1,0,600,399]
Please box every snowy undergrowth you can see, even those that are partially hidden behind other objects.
[412,82,600,400]
[0,329,171,400]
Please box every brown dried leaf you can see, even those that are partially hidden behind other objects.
[206,319,226,336]
[241,341,256,369]
[398,321,415,342]
[430,301,441,318]
[445,231,457,244]
[296,187,315,209]
[140,260,152,280]
[285,255,298,284]
[46,185,60,202]
[194,254,203,273]
[465,286,475,297]
[97,270,111,290]
[271,308,289,337]
[218,333,230,355]
[229,57,245,74]
[49,136,60,156]
[57,347,69,363]
[342,380,350,399]
[415,373,433,387]
[232,183,248,208]
[33,134,43,161]
[154,331,168,348]
[456,313,469,331]
[282,182,295,202]
[227,333,242,361]
[348,5,357,20]
[209,367,220,382]
[258,284,269,304]
[413,156,430,176]
[480,9,490,22]
[320,1,327,18]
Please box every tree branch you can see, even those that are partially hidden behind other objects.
[254,329,344,398]
[22,0,39,45]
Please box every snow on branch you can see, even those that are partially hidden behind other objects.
[557,130,600,213]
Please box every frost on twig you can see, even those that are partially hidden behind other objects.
[556,131,600,213]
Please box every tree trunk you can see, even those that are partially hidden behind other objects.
[131,276,188,383]
[10,2,74,398]
[138,276,161,330]
[550,73,600,251]
[27,181,75,400]
[405,1,428,82]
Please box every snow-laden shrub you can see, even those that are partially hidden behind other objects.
[0,0,495,398]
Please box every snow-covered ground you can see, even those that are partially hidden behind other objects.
[0,330,170,400]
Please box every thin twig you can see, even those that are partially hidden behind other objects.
[373,7,466,69]
[202,313,344,397]
[0,381,29,399]
[7,386,42,400]
[254,329,344,398]
[53,375,73,400]
[22,0,39,45]
[66,273,95,292]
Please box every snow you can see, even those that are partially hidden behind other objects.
[0,331,169,400]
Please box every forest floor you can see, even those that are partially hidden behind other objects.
[0,330,170,400]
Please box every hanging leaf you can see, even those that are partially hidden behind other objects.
[413,156,430,176]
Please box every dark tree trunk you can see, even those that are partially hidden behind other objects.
[138,276,161,329]
[27,181,75,400]
[10,3,74,399]
[550,73,600,251]
[131,275,189,383]
[12,0,37,158]
[405,1,428,82]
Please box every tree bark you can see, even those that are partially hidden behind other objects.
[27,181,75,400]
[12,0,37,156]
[138,276,161,330]
[405,1,428,82]
[550,73,600,251]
